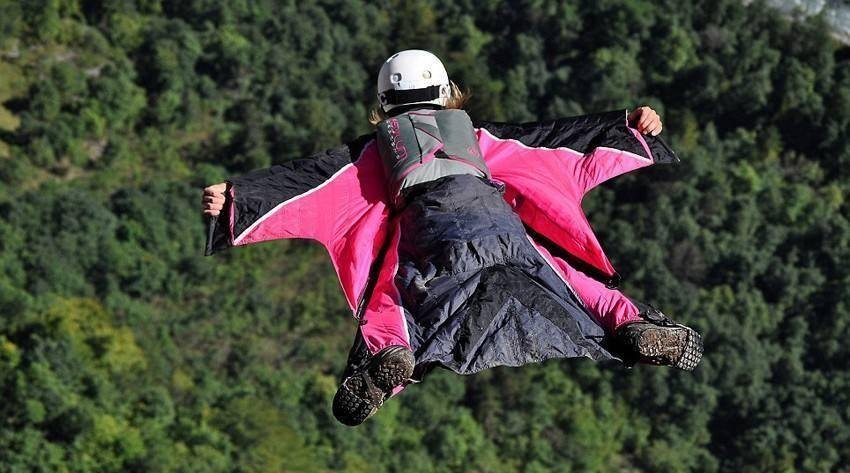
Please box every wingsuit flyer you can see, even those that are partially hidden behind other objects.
[202,50,703,426]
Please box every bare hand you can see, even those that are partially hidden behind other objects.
[202,183,227,217]
[628,106,663,136]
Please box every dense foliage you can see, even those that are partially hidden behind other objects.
[1,1,848,471]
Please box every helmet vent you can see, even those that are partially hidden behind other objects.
[391,73,402,83]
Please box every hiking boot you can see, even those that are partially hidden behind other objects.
[613,307,703,371]
[332,345,415,426]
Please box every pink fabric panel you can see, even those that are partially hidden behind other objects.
[479,130,617,278]
[235,142,391,311]
[358,222,411,354]
[575,144,653,194]
[528,237,641,333]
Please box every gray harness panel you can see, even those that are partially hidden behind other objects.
[376,109,490,203]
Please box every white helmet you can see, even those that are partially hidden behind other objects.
[377,49,451,113]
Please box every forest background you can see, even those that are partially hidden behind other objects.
[1,1,849,472]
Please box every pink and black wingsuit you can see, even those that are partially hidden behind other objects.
[205,109,679,381]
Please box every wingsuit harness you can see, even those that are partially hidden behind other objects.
[376,109,489,204]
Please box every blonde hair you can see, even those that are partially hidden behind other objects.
[369,81,470,125]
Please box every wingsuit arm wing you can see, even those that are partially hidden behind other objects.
[204,134,392,310]
[477,109,678,192]
[476,109,679,284]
